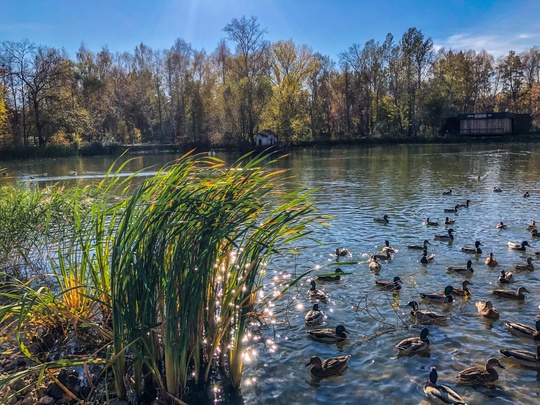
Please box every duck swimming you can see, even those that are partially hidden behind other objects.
[506,319,540,341]
[372,249,392,261]
[461,240,482,254]
[407,301,447,324]
[500,346,540,369]
[376,276,402,291]
[444,217,455,225]
[420,286,454,304]
[420,249,435,264]
[498,269,514,284]
[446,260,474,275]
[305,355,351,378]
[455,357,504,385]
[508,241,529,251]
[524,191,530,198]
[476,300,499,319]
[306,324,348,343]
[373,214,389,223]
[369,256,382,273]
[456,199,470,208]
[382,239,397,253]
[443,205,459,213]
[526,220,537,231]
[485,252,498,267]
[513,257,534,272]
[496,221,507,229]
[424,367,466,405]
[395,327,430,354]
[335,248,348,258]
[406,239,431,250]
[452,280,473,297]
[424,217,439,226]
[493,186,502,193]
[492,286,529,300]
[308,280,327,301]
[442,189,452,196]
[305,304,324,326]
[531,229,540,238]
[315,268,345,282]
[435,228,455,241]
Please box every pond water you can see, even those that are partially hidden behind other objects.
[2,143,540,404]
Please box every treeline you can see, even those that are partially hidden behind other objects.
[0,16,539,152]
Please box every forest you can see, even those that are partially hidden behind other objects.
[0,16,539,153]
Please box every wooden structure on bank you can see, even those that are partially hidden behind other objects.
[446,112,531,136]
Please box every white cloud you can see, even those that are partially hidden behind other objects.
[435,31,538,57]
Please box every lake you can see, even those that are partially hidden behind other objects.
[2,143,540,404]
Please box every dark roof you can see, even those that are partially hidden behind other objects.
[456,112,522,120]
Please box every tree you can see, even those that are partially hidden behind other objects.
[498,50,525,111]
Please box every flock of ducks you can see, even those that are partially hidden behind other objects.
[303,187,540,403]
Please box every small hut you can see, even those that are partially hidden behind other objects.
[255,130,277,147]
[448,112,531,136]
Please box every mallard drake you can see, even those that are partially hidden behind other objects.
[524,191,530,198]
[442,189,452,196]
[335,248,348,257]
[531,229,540,238]
[446,260,474,275]
[424,367,466,405]
[435,228,455,241]
[506,320,540,341]
[461,241,482,254]
[420,249,435,264]
[316,268,345,282]
[500,346,540,369]
[498,269,514,284]
[444,217,456,225]
[308,280,327,301]
[396,327,430,354]
[493,186,502,193]
[485,252,498,267]
[305,355,351,378]
[306,324,348,343]
[376,276,402,291]
[492,286,529,300]
[456,200,470,208]
[407,239,431,250]
[305,304,324,326]
[424,217,439,226]
[455,358,504,385]
[420,286,454,304]
[407,301,447,324]
[476,300,499,319]
[513,257,534,272]
[443,205,459,213]
[526,220,537,231]
[496,221,507,230]
[382,239,397,253]
[373,214,389,223]
[508,241,529,251]
[369,256,382,273]
[452,280,473,297]
[372,249,392,261]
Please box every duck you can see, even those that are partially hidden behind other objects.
[369,256,382,273]
[496,221,507,230]
[424,217,440,226]
[455,358,504,385]
[305,355,351,378]
[513,257,534,272]
[420,249,435,264]
[395,327,430,354]
[452,280,473,297]
[308,280,328,301]
[335,248,348,258]
[444,217,456,225]
[435,228,455,241]
[372,249,392,262]
[407,301,447,324]
[531,229,540,238]
[315,268,345,282]
[442,189,452,196]
[424,367,466,405]
[382,240,397,254]
[446,260,473,275]
[500,346,540,369]
[375,276,402,291]
[493,186,502,193]
[524,191,530,198]
[498,269,514,284]
[492,286,529,300]
[305,304,324,326]
[306,325,348,343]
[461,241,482,254]
[526,220,537,231]
[505,319,540,341]
[456,199,470,208]
[443,205,459,213]
[476,300,499,319]
[508,241,529,251]
[373,214,389,223]
[406,239,431,250]
[485,252,498,267]
[420,286,454,304]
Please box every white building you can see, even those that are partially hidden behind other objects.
[255,130,277,147]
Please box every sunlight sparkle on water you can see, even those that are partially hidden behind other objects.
[296,303,304,310]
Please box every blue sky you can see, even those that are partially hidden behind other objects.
[1,0,538,61]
